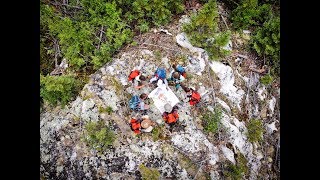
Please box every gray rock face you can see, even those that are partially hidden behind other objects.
[41,17,279,179]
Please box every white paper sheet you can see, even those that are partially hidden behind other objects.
[148,86,180,113]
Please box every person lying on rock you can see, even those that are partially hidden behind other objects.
[167,71,185,90]
[139,93,150,110]
[172,64,187,78]
[149,67,169,89]
[140,115,157,133]
[181,84,201,106]
[162,103,179,132]
[129,114,156,134]
[129,93,150,114]
[128,69,149,90]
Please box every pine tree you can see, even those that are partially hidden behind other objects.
[183,0,231,60]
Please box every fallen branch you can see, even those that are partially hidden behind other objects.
[97,26,104,49]
[61,3,83,9]
[141,43,180,52]
[220,14,229,30]
[249,66,267,74]
[232,53,248,59]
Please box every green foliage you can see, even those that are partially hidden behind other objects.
[139,164,160,180]
[83,120,115,152]
[231,0,273,30]
[222,0,241,11]
[252,16,280,63]
[260,74,273,85]
[154,50,162,61]
[151,126,161,141]
[121,0,184,30]
[224,153,249,180]
[40,74,82,107]
[202,107,222,134]
[229,0,280,77]
[40,0,185,107]
[99,106,114,115]
[246,119,264,143]
[183,0,231,60]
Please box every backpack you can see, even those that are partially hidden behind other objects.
[128,70,140,81]
[190,91,201,106]
[129,95,141,111]
[176,65,185,74]
[176,65,187,78]
[155,68,166,80]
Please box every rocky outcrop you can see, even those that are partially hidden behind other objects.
[40,16,280,180]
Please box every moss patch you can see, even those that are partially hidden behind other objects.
[139,164,160,180]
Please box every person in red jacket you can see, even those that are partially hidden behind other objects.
[129,117,141,134]
[128,69,149,90]
[162,103,179,131]
[181,84,201,106]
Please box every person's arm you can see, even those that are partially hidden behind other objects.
[139,102,145,110]
[179,75,185,82]
[149,76,158,83]
[163,79,169,88]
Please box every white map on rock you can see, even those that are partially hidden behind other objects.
[148,83,180,113]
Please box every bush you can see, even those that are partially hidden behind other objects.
[99,106,114,115]
[246,119,264,143]
[252,16,280,63]
[40,74,82,107]
[202,107,222,134]
[183,0,231,60]
[83,120,115,152]
[151,126,161,141]
[139,164,160,180]
[260,74,273,85]
[231,0,273,30]
[120,0,184,30]
[41,1,132,70]
[224,153,249,179]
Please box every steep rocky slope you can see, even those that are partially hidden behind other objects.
[40,15,280,179]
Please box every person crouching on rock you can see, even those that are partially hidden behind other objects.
[128,69,149,90]
[129,116,142,134]
[149,67,169,89]
[167,71,185,90]
[181,84,201,106]
[162,103,179,132]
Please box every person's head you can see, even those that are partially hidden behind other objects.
[139,75,146,81]
[164,103,173,113]
[140,93,148,100]
[172,64,177,69]
[173,72,180,79]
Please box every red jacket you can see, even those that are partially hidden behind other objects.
[162,112,179,124]
[130,118,141,134]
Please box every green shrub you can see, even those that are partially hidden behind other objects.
[139,164,160,180]
[260,74,273,85]
[202,107,222,134]
[151,126,161,141]
[41,1,132,70]
[120,0,184,30]
[99,106,114,115]
[40,74,82,107]
[231,0,273,30]
[83,120,115,152]
[183,0,231,60]
[246,119,264,143]
[224,153,249,179]
[252,16,280,63]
